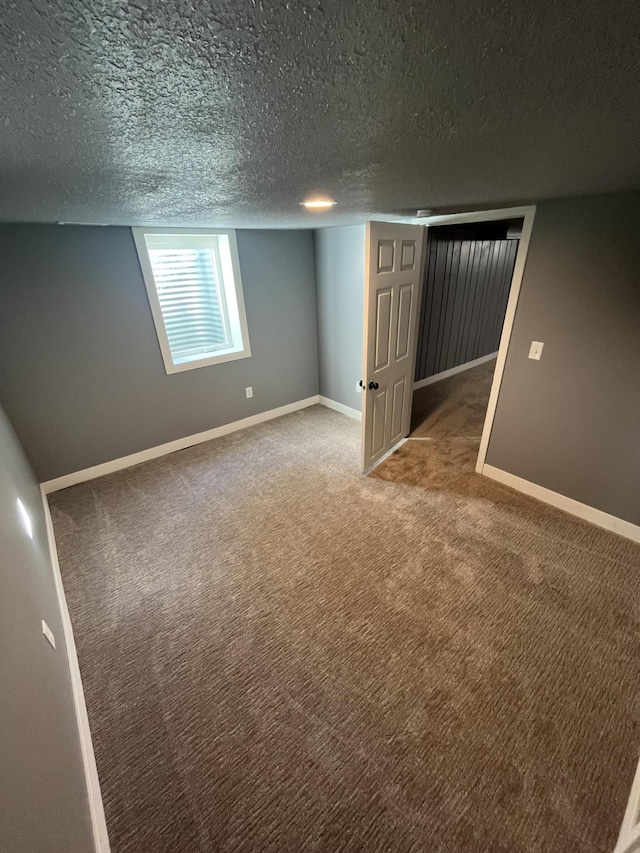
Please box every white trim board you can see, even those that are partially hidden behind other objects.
[415,205,536,228]
[319,396,362,421]
[413,352,498,391]
[473,207,536,473]
[41,493,111,852]
[41,396,321,493]
[482,464,640,544]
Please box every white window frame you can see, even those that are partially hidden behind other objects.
[132,227,252,374]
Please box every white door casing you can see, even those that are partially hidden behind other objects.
[361,221,425,472]
[412,205,536,473]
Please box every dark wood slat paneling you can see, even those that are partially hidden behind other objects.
[424,237,449,377]
[437,239,461,374]
[446,240,471,371]
[415,233,519,382]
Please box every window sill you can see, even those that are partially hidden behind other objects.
[165,345,252,375]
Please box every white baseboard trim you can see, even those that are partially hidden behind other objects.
[413,352,498,391]
[319,395,362,421]
[614,751,640,853]
[482,464,640,544]
[40,396,321,493]
[41,492,111,853]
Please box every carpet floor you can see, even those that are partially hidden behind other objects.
[50,374,640,853]
[371,359,500,493]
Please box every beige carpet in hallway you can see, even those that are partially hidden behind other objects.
[50,385,640,852]
[375,358,497,490]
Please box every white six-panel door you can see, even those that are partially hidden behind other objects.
[361,221,425,472]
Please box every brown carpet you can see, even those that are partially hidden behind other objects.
[399,358,497,486]
[50,378,640,853]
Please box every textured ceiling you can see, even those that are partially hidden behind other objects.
[1,0,639,227]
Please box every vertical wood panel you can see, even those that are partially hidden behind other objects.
[395,284,413,360]
[437,239,454,372]
[447,240,471,370]
[470,240,492,361]
[374,289,392,371]
[488,242,508,351]
[416,237,436,379]
[480,241,504,356]
[415,232,519,382]
[454,240,475,367]
[424,238,448,377]
[421,239,437,378]
[460,241,482,364]
[475,240,498,358]
[492,241,511,348]
[491,240,517,348]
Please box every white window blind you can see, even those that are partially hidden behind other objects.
[133,229,251,374]
[147,246,230,361]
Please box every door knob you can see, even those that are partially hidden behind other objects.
[368,381,379,390]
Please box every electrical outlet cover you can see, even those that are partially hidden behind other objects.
[528,341,544,360]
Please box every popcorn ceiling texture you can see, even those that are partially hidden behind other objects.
[1,0,639,226]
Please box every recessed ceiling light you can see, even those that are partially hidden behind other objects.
[301,198,337,210]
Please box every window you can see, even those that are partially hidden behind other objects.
[133,228,251,373]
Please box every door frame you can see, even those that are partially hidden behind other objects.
[411,205,536,473]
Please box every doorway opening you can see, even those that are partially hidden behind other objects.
[361,206,536,481]
[408,217,522,478]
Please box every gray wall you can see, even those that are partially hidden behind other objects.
[0,226,319,481]
[314,225,365,412]
[415,232,518,381]
[0,405,92,852]
[487,193,640,526]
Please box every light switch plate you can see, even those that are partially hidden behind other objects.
[528,341,544,360]
[245,386,253,398]
[42,620,56,650]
